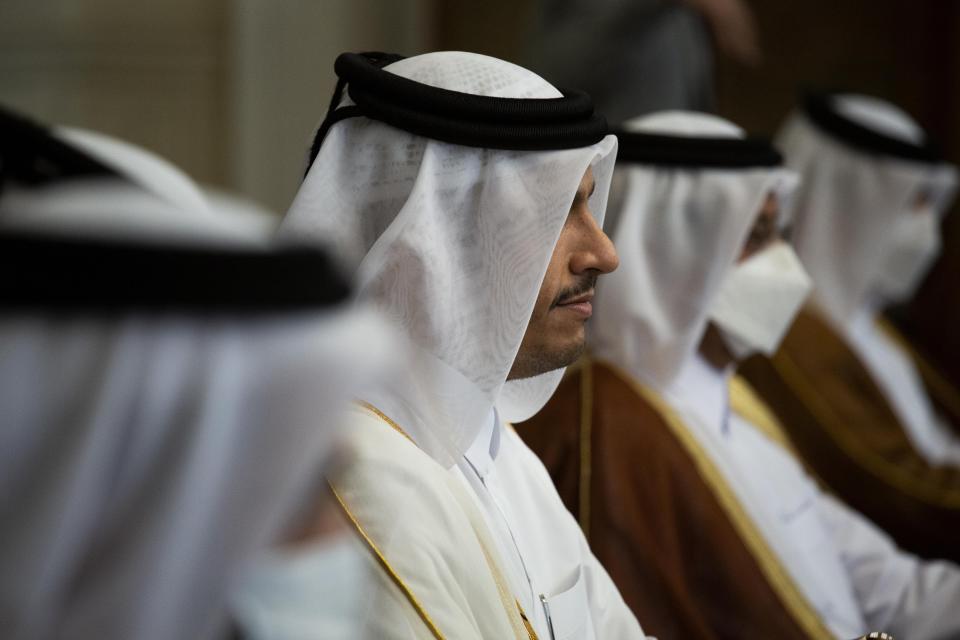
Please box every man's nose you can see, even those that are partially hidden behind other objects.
[571,213,619,275]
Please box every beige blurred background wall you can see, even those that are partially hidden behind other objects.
[0,0,430,213]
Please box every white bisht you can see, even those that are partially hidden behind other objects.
[282,51,617,468]
[591,111,799,390]
[0,121,388,640]
[280,51,651,640]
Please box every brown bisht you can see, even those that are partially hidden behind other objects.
[517,358,832,640]
[739,307,960,563]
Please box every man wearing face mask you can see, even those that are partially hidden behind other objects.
[520,111,960,640]
[740,93,960,564]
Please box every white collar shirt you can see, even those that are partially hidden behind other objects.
[455,409,646,640]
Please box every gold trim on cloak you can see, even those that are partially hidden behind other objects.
[329,485,446,640]
[770,348,960,508]
[728,375,800,456]
[331,401,538,640]
[589,358,835,640]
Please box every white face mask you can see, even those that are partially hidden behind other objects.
[230,532,371,640]
[709,241,813,360]
[873,210,941,303]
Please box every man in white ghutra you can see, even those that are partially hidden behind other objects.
[281,50,645,639]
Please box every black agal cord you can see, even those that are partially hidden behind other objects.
[308,51,608,169]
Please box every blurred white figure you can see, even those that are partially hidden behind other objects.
[778,94,960,466]
[0,109,390,640]
[203,186,281,238]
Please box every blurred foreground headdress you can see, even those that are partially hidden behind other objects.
[0,107,390,640]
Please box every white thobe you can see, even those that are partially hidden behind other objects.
[846,309,960,466]
[456,409,647,640]
[665,354,960,639]
[334,403,646,639]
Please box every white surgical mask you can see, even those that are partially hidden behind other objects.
[709,241,813,360]
[230,532,371,640]
[873,210,941,303]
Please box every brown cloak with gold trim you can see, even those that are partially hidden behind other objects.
[739,308,960,563]
[517,359,827,640]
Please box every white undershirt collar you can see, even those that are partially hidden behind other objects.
[463,408,502,480]
[666,353,735,436]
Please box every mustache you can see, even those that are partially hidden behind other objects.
[551,273,598,308]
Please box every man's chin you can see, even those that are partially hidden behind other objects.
[553,339,586,371]
[507,338,586,381]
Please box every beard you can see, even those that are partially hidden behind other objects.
[507,339,585,380]
[508,272,597,380]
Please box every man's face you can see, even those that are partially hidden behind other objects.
[702,192,788,366]
[508,167,619,380]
